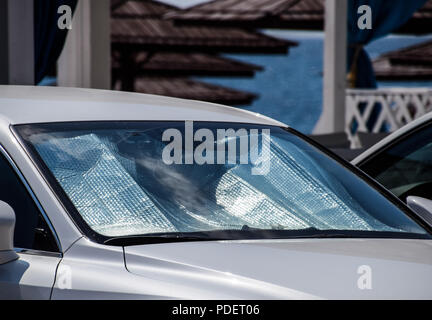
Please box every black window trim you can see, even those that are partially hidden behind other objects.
[0,143,62,256]
[356,119,432,169]
[11,120,432,246]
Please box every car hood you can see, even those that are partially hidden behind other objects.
[124,238,432,299]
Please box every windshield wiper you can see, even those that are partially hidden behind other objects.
[103,228,425,246]
[238,227,355,239]
[103,227,345,246]
[104,232,224,246]
[292,232,355,239]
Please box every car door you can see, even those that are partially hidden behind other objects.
[0,148,61,299]
[357,121,432,202]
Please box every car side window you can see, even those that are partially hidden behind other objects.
[0,151,58,252]
[359,122,432,201]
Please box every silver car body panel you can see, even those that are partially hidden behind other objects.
[50,237,432,299]
[124,239,432,299]
[0,252,60,299]
[0,86,286,127]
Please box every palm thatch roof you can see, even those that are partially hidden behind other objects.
[373,40,432,80]
[170,0,432,34]
[112,51,262,77]
[169,0,324,29]
[111,0,297,53]
[124,77,258,105]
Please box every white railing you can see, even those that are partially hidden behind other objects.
[346,88,432,148]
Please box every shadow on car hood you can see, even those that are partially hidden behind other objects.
[124,238,432,299]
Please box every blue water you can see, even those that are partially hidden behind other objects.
[197,31,432,134]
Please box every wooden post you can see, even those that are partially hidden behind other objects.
[314,0,347,134]
[0,0,35,85]
[57,0,111,89]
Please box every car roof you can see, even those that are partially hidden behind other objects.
[352,111,432,164]
[0,86,286,127]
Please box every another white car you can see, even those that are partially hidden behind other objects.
[353,112,432,224]
[1,86,432,300]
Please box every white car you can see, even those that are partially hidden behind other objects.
[1,86,432,300]
[353,112,432,225]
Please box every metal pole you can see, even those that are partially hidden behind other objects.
[0,0,35,85]
[314,0,347,134]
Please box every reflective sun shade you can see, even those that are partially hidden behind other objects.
[15,122,428,238]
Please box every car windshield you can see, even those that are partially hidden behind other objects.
[15,121,429,241]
